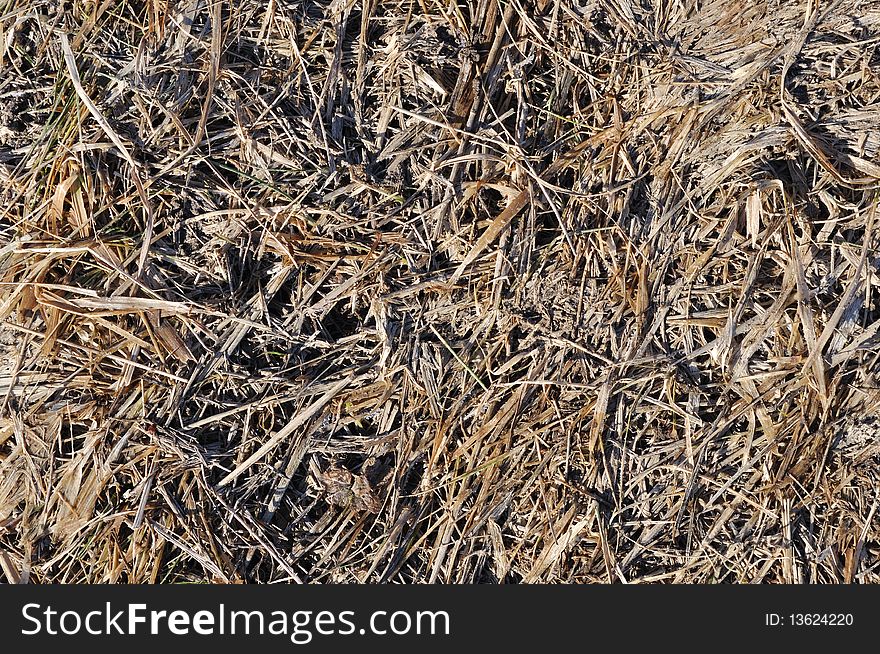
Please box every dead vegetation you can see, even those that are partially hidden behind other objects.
[2,0,880,583]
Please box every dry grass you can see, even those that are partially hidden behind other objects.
[2,0,880,583]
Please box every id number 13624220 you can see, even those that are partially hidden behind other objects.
[765,613,854,627]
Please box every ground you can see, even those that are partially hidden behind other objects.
[1,0,880,583]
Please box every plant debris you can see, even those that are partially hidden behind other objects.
[2,0,880,583]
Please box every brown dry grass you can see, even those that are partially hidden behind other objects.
[2,0,880,583]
